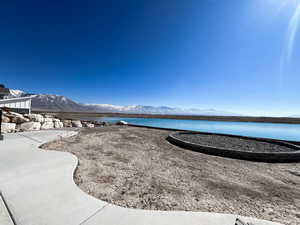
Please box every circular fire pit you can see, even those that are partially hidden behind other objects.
[167,132,300,163]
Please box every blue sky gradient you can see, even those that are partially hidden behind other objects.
[1,0,300,116]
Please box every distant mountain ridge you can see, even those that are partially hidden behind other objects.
[84,103,241,116]
[290,115,300,118]
[8,90,88,112]
[8,89,241,116]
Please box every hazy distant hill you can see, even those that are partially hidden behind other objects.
[9,89,240,115]
[289,115,300,118]
[85,103,241,116]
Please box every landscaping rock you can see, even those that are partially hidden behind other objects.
[11,116,30,124]
[85,123,94,128]
[94,121,110,126]
[44,118,53,122]
[1,123,16,133]
[62,120,72,127]
[116,120,128,125]
[54,121,64,129]
[2,115,10,123]
[72,120,82,128]
[6,112,30,124]
[27,114,44,123]
[82,121,91,127]
[41,121,54,130]
[20,122,41,131]
[44,114,54,118]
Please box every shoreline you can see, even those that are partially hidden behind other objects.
[128,124,300,146]
[33,111,300,124]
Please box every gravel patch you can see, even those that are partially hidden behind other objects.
[41,125,300,225]
[173,133,297,153]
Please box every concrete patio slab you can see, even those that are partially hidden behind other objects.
[0,130,283,225]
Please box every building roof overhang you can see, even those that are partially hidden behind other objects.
[0,95,37,104]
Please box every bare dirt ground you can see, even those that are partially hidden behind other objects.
[41,126,300,225]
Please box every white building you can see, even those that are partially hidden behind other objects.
[0,96,35,114]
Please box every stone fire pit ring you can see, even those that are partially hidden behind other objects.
[167,131,300,163]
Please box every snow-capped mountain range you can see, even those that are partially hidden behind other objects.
[8,89,25,97]
[84,103,240,116]
[8,89,241,116]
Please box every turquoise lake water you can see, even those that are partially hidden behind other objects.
[96,117,300,142]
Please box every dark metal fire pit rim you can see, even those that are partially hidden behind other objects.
[167,131,300,163]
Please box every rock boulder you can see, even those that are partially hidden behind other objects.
[41,122,54,130]
[27,114,44,123]
[72,120,82,128]
[1,123,16,133]
[85,123,94,128]
[94,121,109,126]
[44,114,54,118]
[62,120,72,127]
[116,120,128,125]
[54,121,64,129]
[6,112,30,124]
[44,118,53,122]
[20,122,41,131]
[2,115,10,123]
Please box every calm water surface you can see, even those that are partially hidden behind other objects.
[96,117,300,142]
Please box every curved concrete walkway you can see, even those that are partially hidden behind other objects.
[0,130,283,225]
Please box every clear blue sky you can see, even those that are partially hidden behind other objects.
[1,0,300,116]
